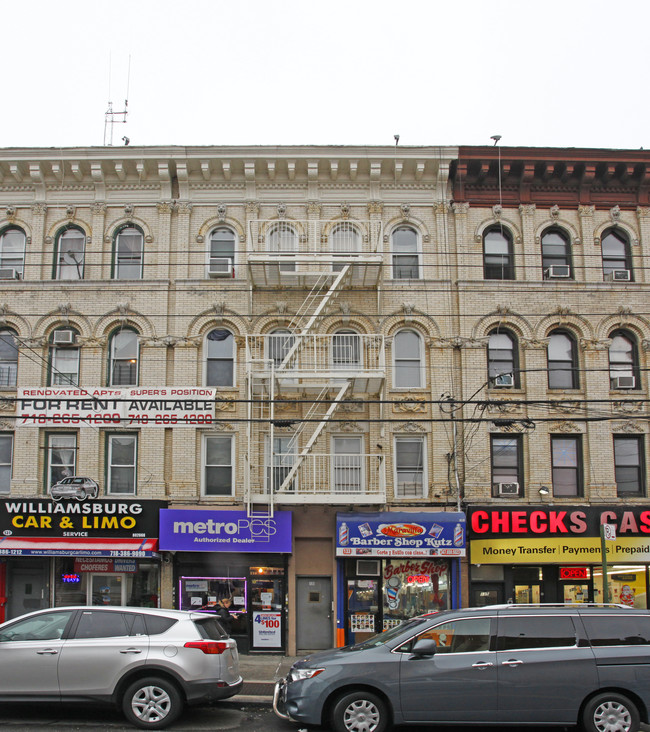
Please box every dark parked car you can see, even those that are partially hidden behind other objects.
[274,603,650,732]
[0,605,242,729]
[50,476,99,500]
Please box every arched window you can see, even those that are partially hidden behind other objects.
[113,225,144,280]
[0,227,26,278]
[391,225,420,279]
[267,329,295,369]
[208,227,236,277]
[488,330,519,387]
[109,329,139,386]
[609,330,639,390]
[547,331,579,389]
[483,227,514,280]
[267,223,297,272]
[542,228,572,279]
[206,328,234,386]
[331,222,361,272]
[394,329,423,388]
[55,227,86,280]
[0,329,18,387]
[332,329,361,369]
[601,228,633,281]
[49,328,80,386]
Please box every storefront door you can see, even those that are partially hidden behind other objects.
[88,574,125,606]
[296,577,332,650]
[6,560,49,619]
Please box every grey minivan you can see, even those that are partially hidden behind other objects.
[274,604,650,732]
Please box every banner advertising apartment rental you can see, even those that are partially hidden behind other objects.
[17,387,215,427]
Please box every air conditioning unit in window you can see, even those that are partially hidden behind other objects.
[356,560,380,576]
[613,376,635,389]
[497,482,520,496]
[605,269,631,281]
[0,268,20,280]
[208,258,233,277]
[493,373,514,387]
[544,265,571,279]
[53,330,76,345]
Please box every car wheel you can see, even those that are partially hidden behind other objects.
[331,690,389,732]
[75,489,87,501]
[122,676,183,730]
[582,692,640,732]
[51,494,62,501]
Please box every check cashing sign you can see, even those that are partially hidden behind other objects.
[17,387,215,427]
[469,505,650,564]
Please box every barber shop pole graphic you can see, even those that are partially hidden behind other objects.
[338,522,349,546]
[385,576,402,609]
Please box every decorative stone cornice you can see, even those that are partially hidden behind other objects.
[548,421,582,433]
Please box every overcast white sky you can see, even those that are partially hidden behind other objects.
[5,0,649,151]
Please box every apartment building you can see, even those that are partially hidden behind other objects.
[0,144,648,652]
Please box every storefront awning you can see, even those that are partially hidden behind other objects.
[0,537,159,557]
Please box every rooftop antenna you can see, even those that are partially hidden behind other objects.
[104,54,131,146]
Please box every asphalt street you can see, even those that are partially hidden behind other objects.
[0,700,647,732]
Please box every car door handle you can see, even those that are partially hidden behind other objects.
[471,661,494,669]
[502,659,523,666]
[119,648,143,654]
[36,649,58,655]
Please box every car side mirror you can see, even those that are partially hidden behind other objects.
[411,637,437,657]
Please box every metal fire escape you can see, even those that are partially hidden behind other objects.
[245,219,386,517]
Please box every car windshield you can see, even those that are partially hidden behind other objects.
[352,615,436,650]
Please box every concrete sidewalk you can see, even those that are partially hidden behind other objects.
[233,654,302,703]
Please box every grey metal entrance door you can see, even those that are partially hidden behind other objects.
[296,576,332,651]
[7,561,49,619]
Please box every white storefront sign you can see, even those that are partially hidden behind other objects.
[252,611,282,647]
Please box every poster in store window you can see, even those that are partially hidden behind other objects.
[252,611,282,647]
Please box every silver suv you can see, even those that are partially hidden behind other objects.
[275,603,650,732]
[0,605,242,729]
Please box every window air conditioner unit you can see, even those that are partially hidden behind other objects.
[613,376,635,389]
[497,482,520,496]
[605,269,630,281]
[53,330,76,345]
[494,373,514,387]
[544,265,571,279]
[208,258,233,277]
[356,559,380,576]
[0,268,20,280]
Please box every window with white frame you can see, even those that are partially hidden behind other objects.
[332,329,361,369]
[488,330,519,387]
[55,227,86,280]
[0,434,13,494]
[0,329,18,387]
[267,329,295,369]
[391,225,420,279]
[208,227,236,277]
[49,330,80,386]
[266,434,296,493]
[109,329,139,386]
[333,436,363,493]
[331,222,361,272]
[608,330,639,390]
[204,435,234,496]
[113,226,144,279]
[0,227,26,278]
[393,329,423,388]
[47,433,77,488]
[206,329,234,386]
[547,330,579,389]
[395,436,425,498]
[267,222,297,272]
[107,434,137,494]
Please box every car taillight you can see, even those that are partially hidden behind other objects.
[184,641,228,654]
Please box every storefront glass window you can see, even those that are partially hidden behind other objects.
[593,565,647,608]
[382,559,449,628]
[53,558,160,607]
[178,576,246,629]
